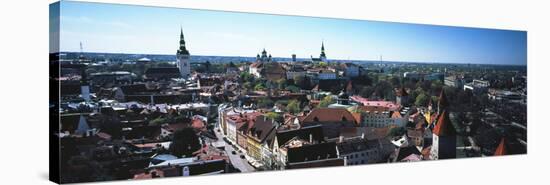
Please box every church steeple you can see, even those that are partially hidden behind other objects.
[176,27,191,78]
[178,27,189,55]
[320,41,327,60]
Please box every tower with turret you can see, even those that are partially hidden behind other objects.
[430,90,456,160]
[177,28,191,78]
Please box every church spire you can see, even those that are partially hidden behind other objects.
[320,41,327,60]
[177,27,189,55]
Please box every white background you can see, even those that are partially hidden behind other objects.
[0,0,547,184]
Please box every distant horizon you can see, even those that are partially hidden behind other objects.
[53,1,527,66]
[55,51,527,66]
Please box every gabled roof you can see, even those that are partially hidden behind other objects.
[249,115,277,143]
[287,142,337,163]
[302,108,356,124]
[494,137,508,156]
[396,145,421,162]
[338,127,390,140]
[250,62,263,68]
[433,110,456,136]
[276,125,324,147]
[336,138,378,155]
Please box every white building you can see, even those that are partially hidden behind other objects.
[357,106,407,128]
[286,71,306,80]
[317,70,337,80]
[336,137,392,165]
[340,63,360,78]
[444,75,464,88]
[463,79,489,94]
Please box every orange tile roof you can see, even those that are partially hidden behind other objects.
[433,110,456,136]
[494,137,508,156]
[302,108,356,124]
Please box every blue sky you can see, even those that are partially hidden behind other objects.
[55,1,527,65]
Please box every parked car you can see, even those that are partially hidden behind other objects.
[232,151,237,155]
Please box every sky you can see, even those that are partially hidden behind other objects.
[53,1,527,65]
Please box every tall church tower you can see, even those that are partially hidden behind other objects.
[177,28,191,78]
[430,110,456,160]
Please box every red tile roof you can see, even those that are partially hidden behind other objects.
[302,108,356,124]
[433,110,456,136]
[494,137,508,156]
[357,105,390,113]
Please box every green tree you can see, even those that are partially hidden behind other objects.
[149,117,169,126]
[264,112,281,121]
[285,85,300,93]
[240,72,253,82]
[257,97,274,108]
[254,83,266,91]
[276,79,287,89]
[286,100,300,114]
[390,77,401,87]
[318,96,335,108]
[415,92,429,106]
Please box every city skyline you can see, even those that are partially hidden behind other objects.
[55,1,527,65]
